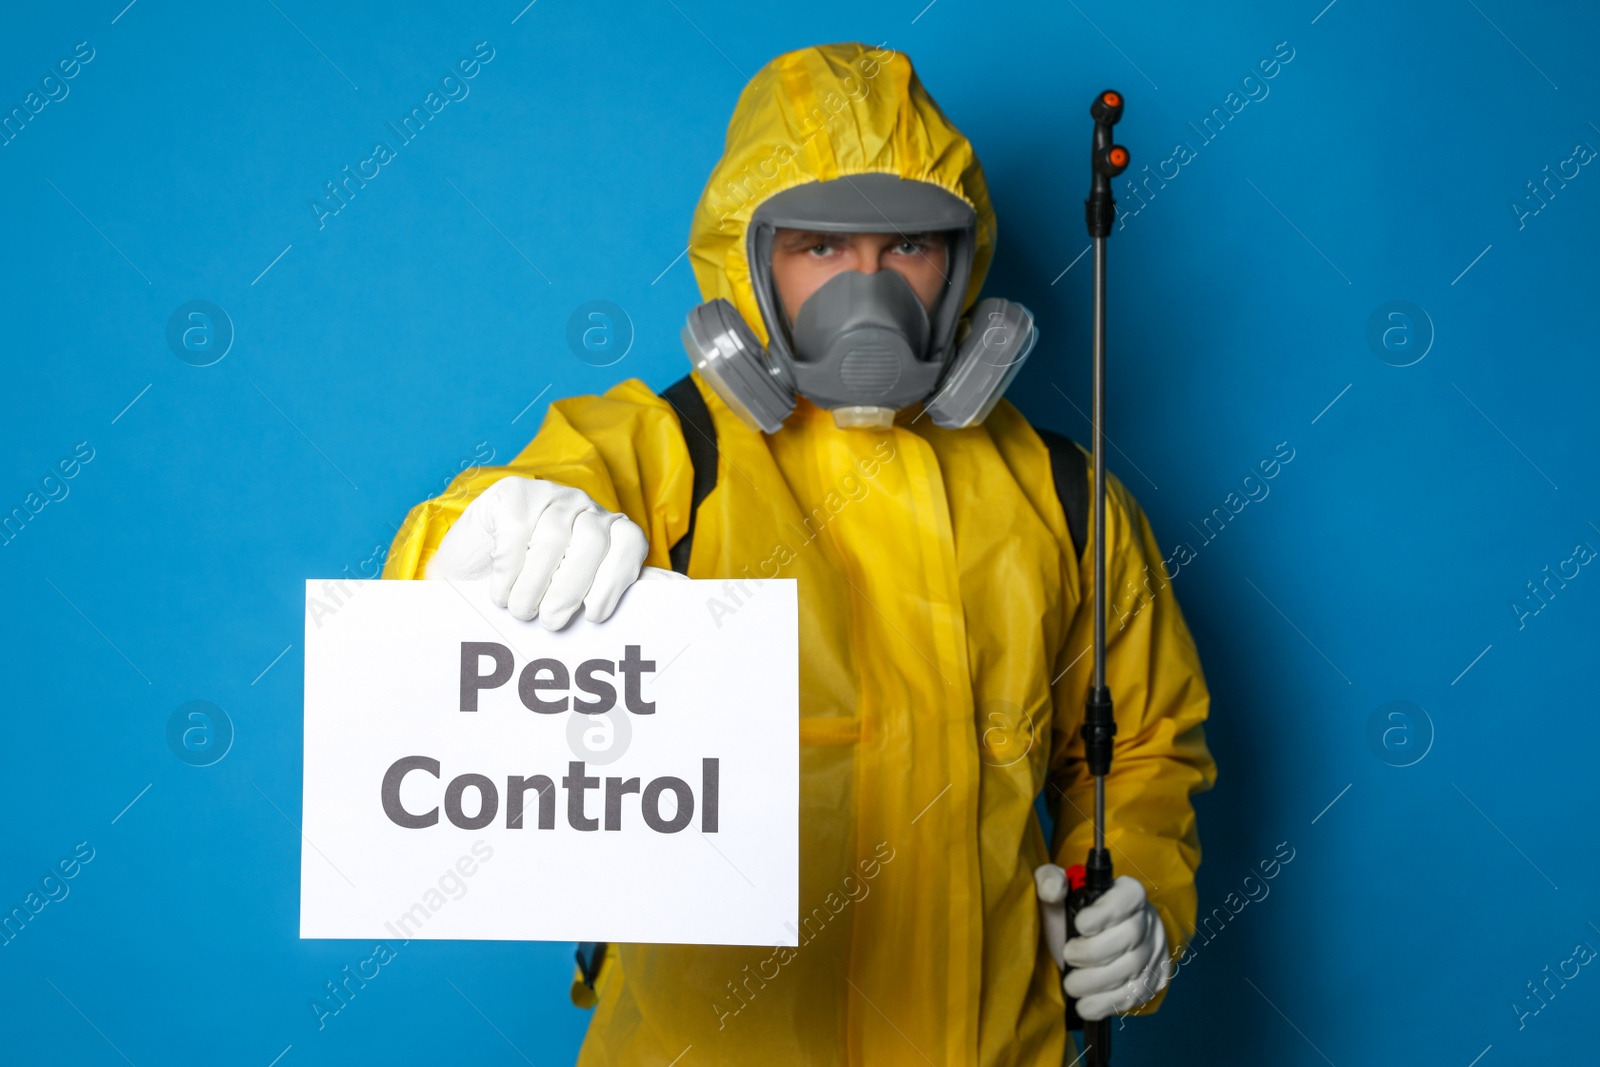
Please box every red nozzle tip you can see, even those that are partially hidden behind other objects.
[1104,91,1121,107]
[1066,864,1087,891]
[1109,147,1128,166]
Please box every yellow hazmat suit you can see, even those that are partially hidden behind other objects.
[382,41,1216,1066]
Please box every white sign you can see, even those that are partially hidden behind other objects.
[301,577,798,946]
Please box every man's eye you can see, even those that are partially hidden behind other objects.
[895,240,926,255]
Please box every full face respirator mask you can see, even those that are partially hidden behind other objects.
[682,173,1038,433]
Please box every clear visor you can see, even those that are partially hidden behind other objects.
[767,228,959,329]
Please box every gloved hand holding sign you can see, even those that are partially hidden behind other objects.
[424,475,682,628]
[1034,864,1170,1021]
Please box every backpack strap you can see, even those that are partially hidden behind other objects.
[660,374,720,576]
[1035,427,1089,564]
[572,941,608,1006]
[570,376,716,1003]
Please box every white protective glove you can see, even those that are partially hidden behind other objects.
[423,476,683,628]
[1033,865,1170,1021]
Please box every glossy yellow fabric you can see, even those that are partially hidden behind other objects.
[382,41,1215,1067]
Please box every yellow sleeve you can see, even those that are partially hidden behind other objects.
[380,378,695,581]
[1045,464,1218,1016]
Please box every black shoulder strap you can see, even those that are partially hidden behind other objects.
[660,374,719,575]
[575,941,607,997]
[1036,427,1089,564]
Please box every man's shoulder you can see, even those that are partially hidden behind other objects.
[984,399,1162,555]
[985,398,1084,454]
[570,376,679,413]
[512,376,683,440]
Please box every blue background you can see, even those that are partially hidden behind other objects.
[3,0,1597,1063]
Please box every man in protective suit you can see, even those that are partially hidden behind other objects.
[383,41,1216,1066]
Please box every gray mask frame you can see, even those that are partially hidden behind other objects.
[679,172,1035,434]
[746,173,978,387]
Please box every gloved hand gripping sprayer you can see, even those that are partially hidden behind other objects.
[1062,88,1130,1067]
